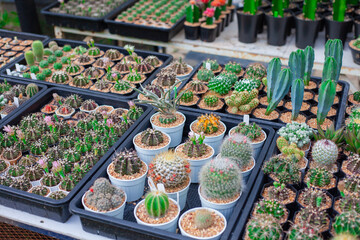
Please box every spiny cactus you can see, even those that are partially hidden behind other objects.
[202,59,220,72]
[338,194,360,214]
[30,140,48,155]
[60,176,76,191]
[187,80,207,93]
[232,122,262,141]
[143,84,164,98]
[41,173,61,187]
[180,90,194,103]
[278,122,313,148]
[344,154,360,176]
[312,139,338,170]
[182,132,207,158]
[245,63,266,80]
[81,99,98,111]
[342,176,360,195]
[140,128,164,147]
[31,186,49,196]
[225,62,242,75]
[169,58,189,75]
[8,165,25,177]
[276,137,305,160]
[24,165,44,181]
[156,69,176,87]
[65,94,83,108]
[51,71,70,83]
[263,155,300,184]
[0,175,13,187]
[255,199,286,220]
[287,222,322,240]
[25,84,38,98]
[234,78,261,92]
[144,55,161,67]
[313,123,344,147]
[317,78,336,125]
[11,177,31,191]
[204,95,219,107]
[220,134,253,170]
[353,91,360,102]
[194,209,214,229]
[296,207,328,231]
[25,51,35,66]
[0,160,8,172]
[72,75,90,87]
[306,168,332,188]
[199,158,242,201]
[208,75,233,95]
[32,40,44,62]
[246,214,282,240]
[197,69,214,82]
[299,187,329,209]
[2,146,21,160]
[127,102,143,120]
[196,114,220,134]
[113,149,142,176]
[225,89,259,114]
[333,210,360,236]
[148,150,190,190]
[144,190,169,218]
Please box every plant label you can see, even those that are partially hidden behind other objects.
[13,97,19,107]
[244,114,250,125]
[15,64,21,72]
[31,73,37,80]
[6,69,11,75]
[205,62,211,70]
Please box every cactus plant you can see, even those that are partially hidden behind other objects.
[140,128,164,147]
[168,58,190,75]
[2,146,21,161]
[306,168,332,188]
[24,166,44,181]
[193,209,214,229]
[220,134,253,170]
[11,177,31,191]
[197,69,214,82]
[31,186,49,196]
[333,210,360,236]
[187,80,207,93]
[25,51,35,66]
[271,0,284,17]
[199,158,243,201]
[8,165,25,177]
[291,78,305,120]
[289,49,305,81]
[345,128,360,155]
[113,149,142,176]
[60,176,76,191]
[232,122,262,141]
[204,95,219,107]
[353,91,360,102]
[182,132,207,158]
[304,46,315,85]
[342,176,360,195]
[234,78,261,92]
[144,190,169,218]
[255,199,286,220]
[186,2,200,23]
[333,0,346,22]
[224,62,242,74]
[51,71,70,83]
[312,139,338,170]
[208,75,233,95]
[317,79,336,125]
[313,124,344,147]
[263,155,301,184]
[25,83,38,98]
[299,187,329,209]
[195,114,220,134]
[148,150,190,190]
[266,58,281,102]
[0,176,13,187]
[127,101,143,120]
[31,40,44,62]
[180,90,194,103]
[246,215,282,240]
[245,63,266,80]
[42,173,61,187]
[288,222,322,240]
[278,122,313,148]
[324,39,343,82]
[296,207,328,231]
[203,59,220,72]
[225,89,259,114]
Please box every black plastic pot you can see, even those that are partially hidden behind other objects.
[265,14,292,46]
[237,11,263,43]
[229,6,236,22]
[0,87,152,222]
[354,18,360,38]
[349,39,360,65]
[294,15,321,48]
[215,20,222,37]
[225,11,231,26]
[200,24,217,42]
[70,108,275,240]
[184,22,201,40]
[325,16,353,46]
[221,16,226,31]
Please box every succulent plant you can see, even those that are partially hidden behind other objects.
[60,175,76,191]
[144,55,161,67]
[345,128,360,155]
[353,91,360,102]
[278,122,313,148]
[344,154,360,176]
[84,67,102,79]
[11,177,31,191]
[31,186,49,196]
[42,173,61,187]
[313,124,344,147]
[64,94,83,108]
[276,137,305,160]
[202,59,219,71]
[25,51,35,66]
[225,89,259,113]
[48,191,67,200]
[81,99,98,111]
[72,75,90,87]
[333,210,360,236]
[299,187,329,209]
[84,178,125,211]
[24,165,44,181]
[317,78,337,125]
[263,155,300,184]
[208,75,233,95]
[0,159,8,172]
[287,222,322,240]
[25,83,39,98]
[140,128,164,147]
[197,69,214,82]
[232,122,262,140]
[113,149,142,176]
[143,84,164,98]
[51,71,70,83]
[144,190,169,218]
[199,158,242,201]
[312,139,338,170]
[180,90,194,103]
[245,63,266,80]
[156,69,176,87]
[203,95,218,107]
[255,199,286,220]
[195,114,220,134]
[306,168,332,188]
[30,140,48,155]
[127,102,143,120]
[342,176,360,195]
[182,132,207,158]
[296,207,329,232]
[220,134,253,170]
[8,165,25,177]
[169,58,189,75]
[0,175,13,187]
[246,214,282,240]
[187,80,207,93]
[224,62,242,75]
[135,61,153,73]
[194,209,214,229]
[87,40,101,56]
[234,78,261,92]
[2,146,21,161]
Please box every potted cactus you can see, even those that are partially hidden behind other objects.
[1,145,22,165]
[332,210,360,236]
[198,157,243,219]
[82,178,127,219]
[147,150,191,210]
[185,1,201,40]
[167,58,193,79]
[107,149,148,202]
[134,189,180,232]
[263,155,302,184]
[253,199,288,224]
[294,207,330,233]
[0,159,9,176]
[304,168,336,190]
[310,139,339,172]
[134,81,186,148]
[278,122,313,155]
[174,132,214,183]
[219,134,255,181]
[133,128,171,165]
[350,37,360,65]
[200,8,217,42]
[261,181,297,205]
[229,122,267,159]
[179,207,227,240]
[276,138,308,172]
[245,214,282,240]
[29,185,50,197]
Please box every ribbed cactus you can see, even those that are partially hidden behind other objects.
[332,233,358,240]
[234,78,261,92]
[246,215,282,240]
[127,102,143,120]
[148,151,190,189]
[306,168,332,188]
[246,63,266,80]
[278,122,313,148]
[338,194,360,214]
[72,75,90,87]
[208,75,233,95]
[266,68,292,115]
[353,91,360,102]
[25,51,35,66]
[225,62,242,74]
[199,158,242,201]
[202,59,219,72]
[197,69,214,82]
[291,78,304,120]
[52,71,70,83]
[196,114,220,134]
[333,0,346,22]
[263,155,300,184]
[324,39,343,82]
[296,207,328,231]
[182,133,207,158]
[266,58,281,102]
[31,40,44,62]
[233,122,262,141]
[345,154,360,176]
[169,58,189,75]
[288,222,322,240]
[333,211,360,236]
[42,173,61,187]
[2,146,21,160]
[24,166,43,181]
[31,186,49,196]
[220,134,253,169]
[156,69,176,87]
[49,191,67,200]
[144,190,169,218]
[25,83,39,98]
[299,187,329,209]
[304,46,315,85]
[113,149,142,175]
[204,95,219,107]
[312,139,338,170]
[225,89,259,114]
[180,90,194,103]
[11,177,31,191]
[8,165,25,177]
[30,140,48,155]
[343,176,360,194]
[140,128,164,147]
[255,199,286,220]
[317,79,336,125]
[271,0,284,17]
[289,49,305,81]
[60,176,76,191]
[186,3,200,23]
[188,80,207,93]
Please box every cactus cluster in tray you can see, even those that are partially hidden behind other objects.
[220,134,253,170]
[225,89,259,114]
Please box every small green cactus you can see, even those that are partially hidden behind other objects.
[232,122,262,141]
[306,168,332,188]
[10,177,31,191]
[197,69,214,82]
[180,90,194,103]
[31,40,44,62]
[31,186,49,196]
[127,101,143,120]
[41,173,61,187]
[51,71,70,83]
[296,207,328,231]
[245,63,266,80]
[263,155,300,184]
[246,215,282,240]
[333,210,360,236]
[234,78,261,92]
[255,199,286,220]
[225,62,242,74]
[140,128,164,147]
[194,209,214,229]
[202,59,219,72]
[353,91,360,102]
[225,89,259,114]
[208,75,233,95]
[288,222,322,240]
[25,51,35,66]
[220,134,253,170]
[204,95,219,107]
[8,165,25,177]
[25,83,39,98]
[144,190,169,218]
[113,149,142,176]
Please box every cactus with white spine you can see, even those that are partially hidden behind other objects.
[312,139,338,170]
[246,215,282,240]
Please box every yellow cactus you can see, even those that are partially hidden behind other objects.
[196,114,220,134]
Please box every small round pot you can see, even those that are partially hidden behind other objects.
[237,11,263,43]
[184,22,201,40]
[228,127,267,160]
[324,16,353,45]
[150,111,185,148]
[133,131,171,166]
[179,207,227,240]
[107,161,148,202]
[148,178,190,211]
[294,14,321,48]
[198,186,240,220]
[82,190,127,219]
[176,65,193,80]
[134,198,180,232]
[349,39,360,65]
[175,144,214,183]
[3,154,22,165]
[265,13,292,46]
[190,121,226,155]
[200,23,217,42]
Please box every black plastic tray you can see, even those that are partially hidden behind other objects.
[0,77,47,124]
[0,38,173,100]
[0,87,152,223]
[178,59,349,130]
[0,29,49,71]
[41,0,136,32]
[105,1,186,42]
[70,109,275,240]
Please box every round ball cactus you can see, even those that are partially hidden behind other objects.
[140,128,164,147]
[287,222,322,240]
[113,149,142,176]
[144,190,169,218]
[194,209,214,229]
[333,210,360,236]
[197,69,214,82]
[312,139,338,170]
[220,134,253,170]
[306,168,332,188]
[25,83,39,98]
[180,90,194,103]
[246,214,282,240]
[204,95,219,107]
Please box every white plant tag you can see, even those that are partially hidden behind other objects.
[157,183,166,193]
[15,64,21,72]
[148,178,156,191]
[30,73,37,80]
[244,114,250,125]
[13,97,19,107]
[6,69,11,75]
[205,62,211,70]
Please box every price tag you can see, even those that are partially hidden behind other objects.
[6,69,11,75]
[244,114,250,125]
[13,97,19,107]
[30,73,37,80]
[205,62,211,70]
[15,64,21,72]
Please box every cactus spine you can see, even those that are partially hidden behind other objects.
[288,222,322,240]
[144,190,169,218]
[304,46,315,85]
[25,83,39,98]
[113,149,142,176]
[140,128,164,147]
[317,79,336,125]
[333,211,360,236]
[306,168,332,188]
[220,134,253,170]
[312,139,338,170]
[291,78,305,120]
[246,215,282,240]
[31,40,44,62]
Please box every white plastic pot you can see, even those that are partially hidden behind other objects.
[175,144,214,183]
[82,190,127,219]
[198,186,241,220]
[148,178,190,211]
[215,155,255,183]
[133,131,171,166]
[190,121,226,155]
[55,108,75,119]
[179,207,227,240]
[107,161,148,202]
[229,127,267,160]
[165,64,193,80]
[150,112,186,148]
[134,198,180,232]
[0,161,9,176]
[31,178,42,187]
[300,157,309,176]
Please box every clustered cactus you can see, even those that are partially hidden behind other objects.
[234,78,261,92]
[306,168,332,188]
[197,69,214,82]
[225,89,259,114]
[278,122,313,148]
[263,155,300,184]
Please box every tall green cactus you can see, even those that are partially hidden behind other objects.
[317,79,336,125]
[304,46,314,85]
[322,57,337,82]
[266,58,281,102]
[291,78,305,120]
[25,51,35,66]
[265,68,292,115]
[244,0,257,15]
[272,0,284,17]
[186,4,200,23]
[303,0,316,20]
[31,40,44,62]
[324,39,343,82]
[289,50,305,82]
[333,0,346,22]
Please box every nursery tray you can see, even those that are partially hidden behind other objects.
[41,0,136,32]
[69,109,275,240]
[178,59,349,130]
[0,87,152,223]
[105,1,186,42]
[230,133,345,240]
[0,38,172,100]
[0,29,49,71]
[0,77,47,124]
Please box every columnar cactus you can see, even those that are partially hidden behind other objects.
[196,114,220,134]
[182,132,207,158]
[333,210,360,236]
[25,84,39,98]
[140,128,164,147]
[25,51,35,66]
[194,209,214,229]
[144,190,169,218]
[220,134,253,169]
[312,139,338,170]
[199,158,243,201]
[317,78,336,125]
[148,150,190,190]
[306,168,332,188]
[232,122,262,141]
[32,40,44,62]
[255,199,286,220]
[225,89,259,113]
[291,78,304,120]
[287,222,322,240]
[246,215,282,240]
[113,149,142,176]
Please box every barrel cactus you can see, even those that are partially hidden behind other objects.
[187,80,207,93]
[225,62,242,75]
[72,75,90,87]
[140,128,164,147]
[11,177,31,191]
[194,209,214,229]
[113,149,142,176]
[333,210,360,236]
[287,222,322,240]
[204,95,219,107]
[51,71,70,83]
[246,214,282,240]
[182,132,207,158]
[306,168,332,188]
[144,190,169,218]
[312,139,338,170]
[41,173,61,187]
[255,199,286,221]
[232,122,262,141]
[296,207,328,231]
[234,78,261,92]
[24,165,44,181]
[220,134,253,170]
[127,101,143,120]
[202,59,219,72]
[25,83,38,98]
[197,68,214,82]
